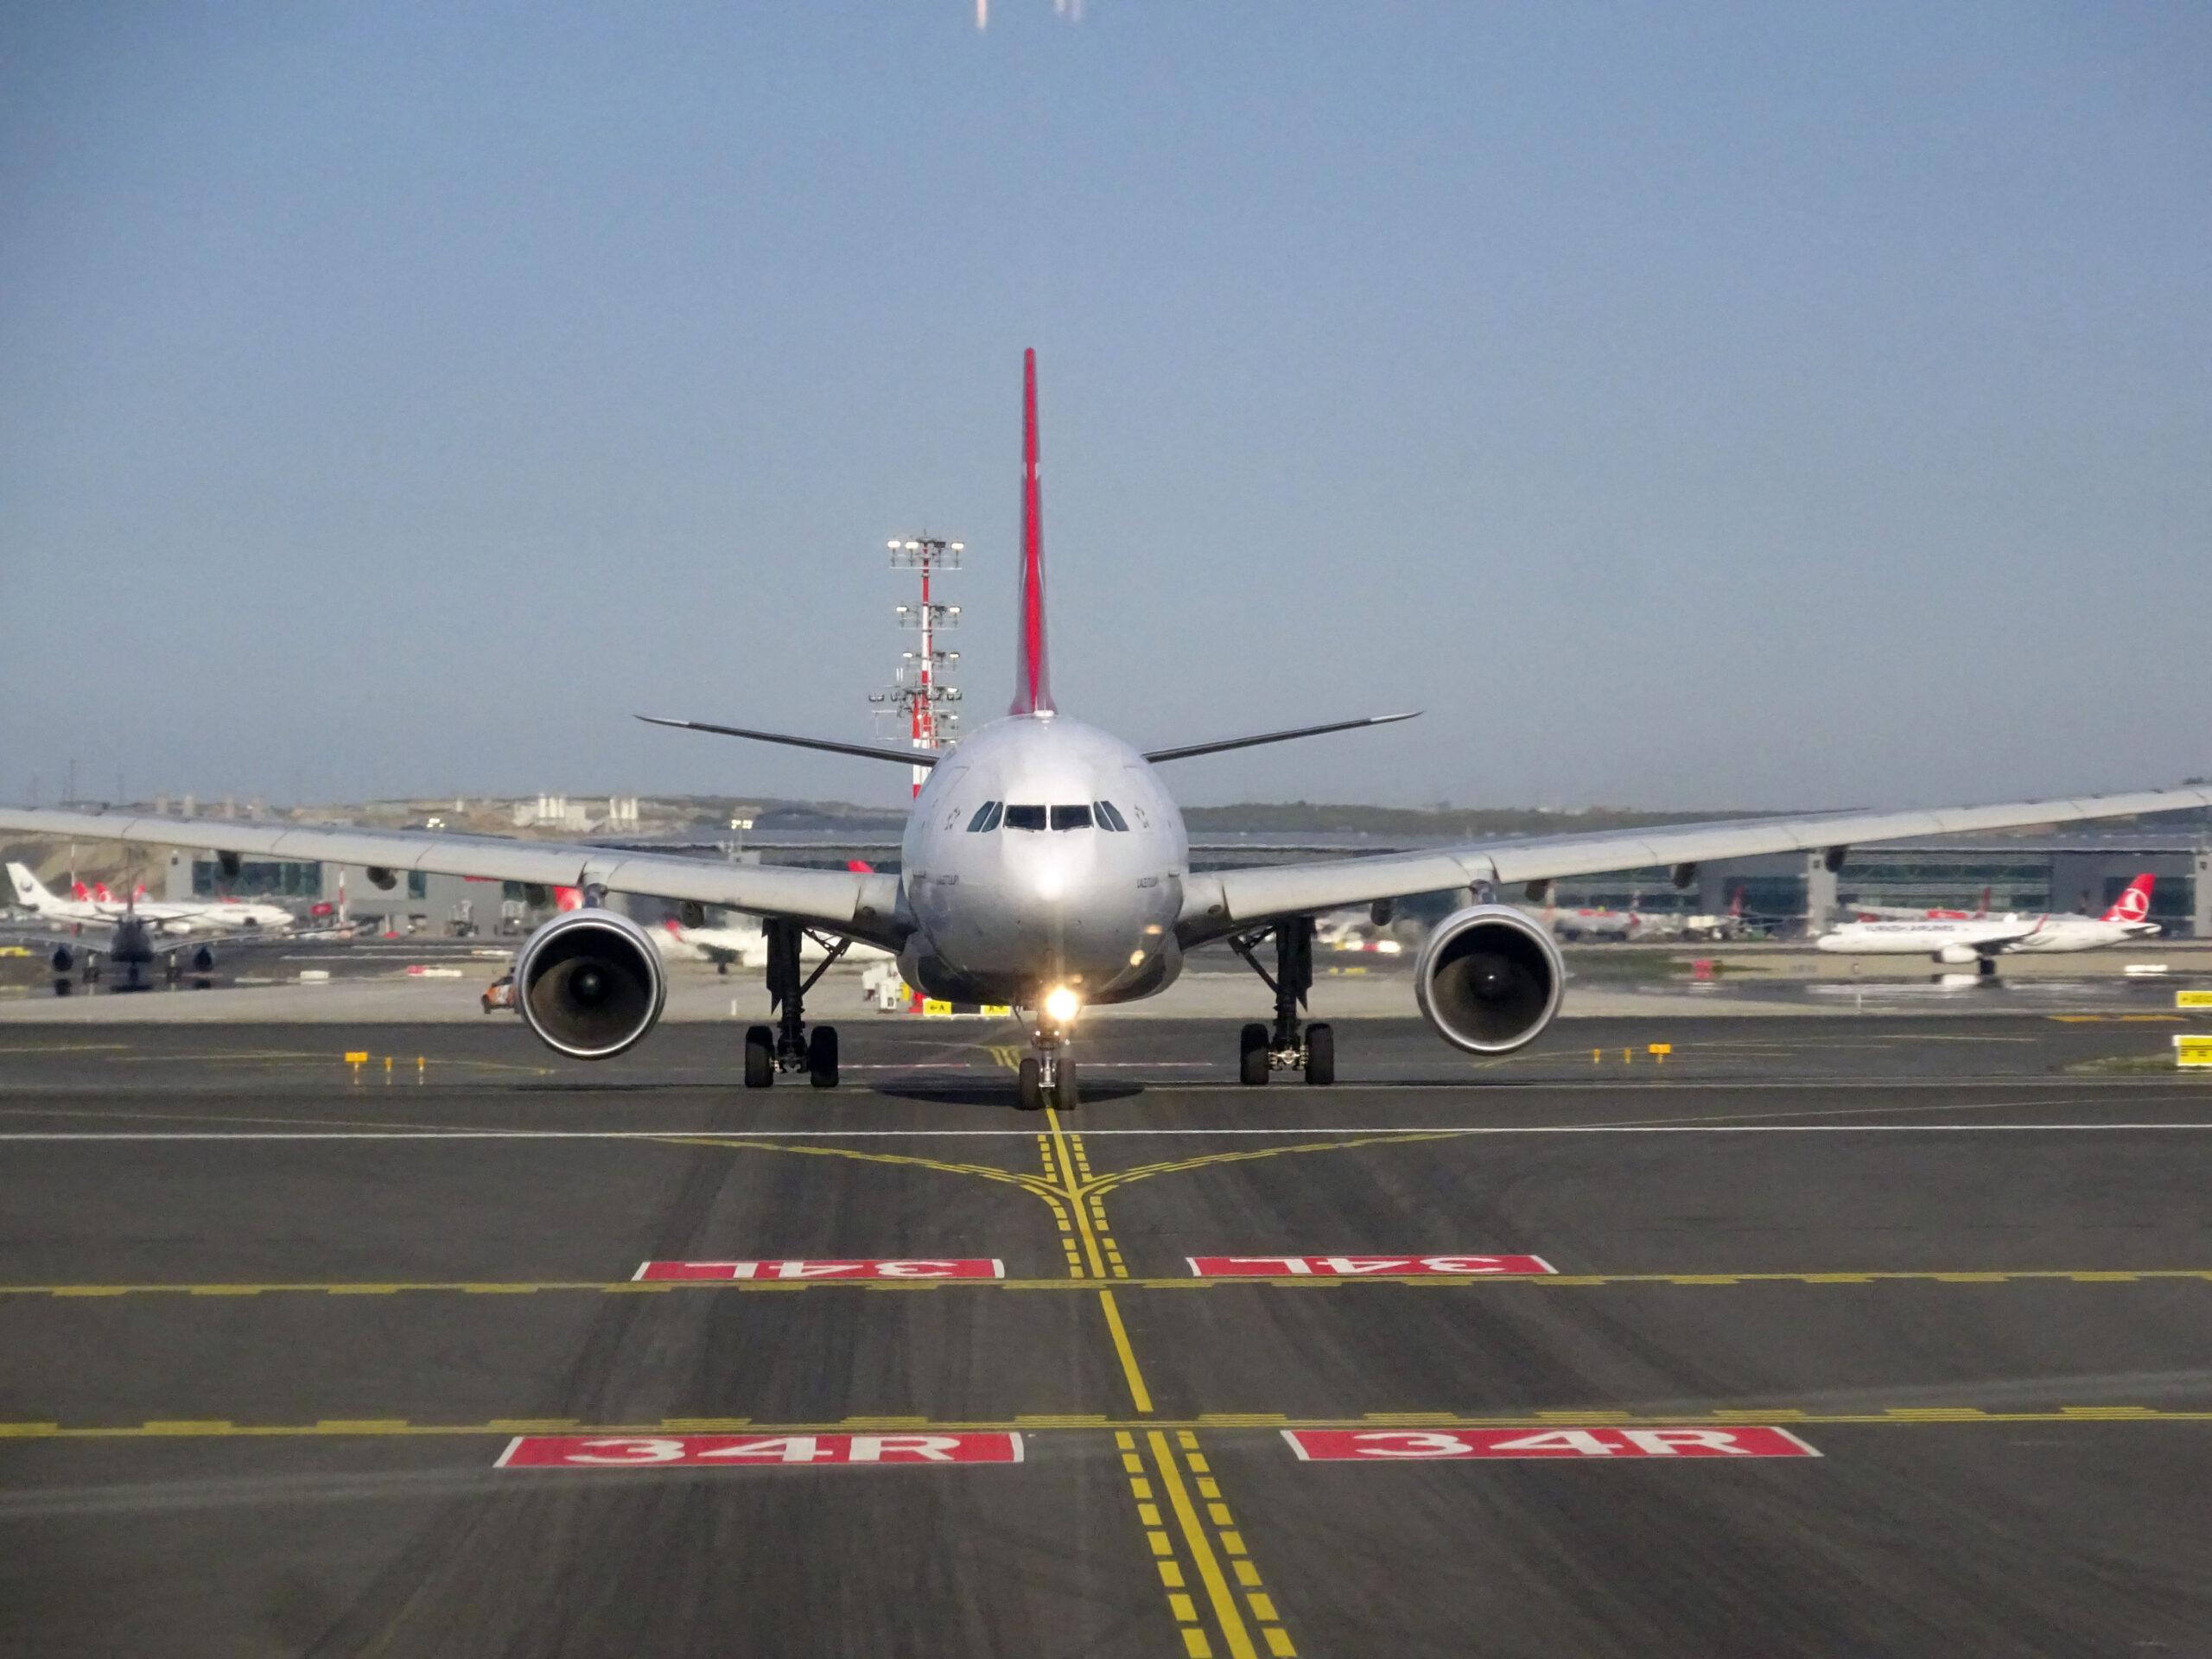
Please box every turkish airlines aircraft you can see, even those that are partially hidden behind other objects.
[6,863,292,936]
[1815,874,2160,969]
[3,354,2209,1106]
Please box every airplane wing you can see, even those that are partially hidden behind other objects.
[1177,785,2212,940]
[0,808,907,951]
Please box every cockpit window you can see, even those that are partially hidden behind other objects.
[1049,804,1094,830]
[1094,800,1130,832]
[965,801,1002,832]
[1002,804,1047,830]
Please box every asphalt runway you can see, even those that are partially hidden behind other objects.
[3,1014,2210,1656]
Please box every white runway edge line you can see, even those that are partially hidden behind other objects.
[6,1123,2212,1142]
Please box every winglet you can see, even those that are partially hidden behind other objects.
[1010,347,1054,716]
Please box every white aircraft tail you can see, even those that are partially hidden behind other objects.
[4,862,58,911]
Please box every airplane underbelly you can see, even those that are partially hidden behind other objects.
[905,875,1180,1003]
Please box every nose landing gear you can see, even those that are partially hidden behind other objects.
[1016,1015,1079,1112]
[1229,916,1335,1085]
[742,918,850,1089]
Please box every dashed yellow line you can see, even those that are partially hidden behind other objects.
[1142,1428,1300,1659]
[1043,1107,1109,1279]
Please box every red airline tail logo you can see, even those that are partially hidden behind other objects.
[1009,348,1053,716]
[2103,874,2153,924]
[555,887,582,912]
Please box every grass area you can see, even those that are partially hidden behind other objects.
[2064,1053,2185,1075]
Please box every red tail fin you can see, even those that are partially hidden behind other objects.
[2102,874,2153,924]
[1010,348,1053,715]
[554,886,582,912]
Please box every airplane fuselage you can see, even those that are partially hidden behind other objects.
[1815,915,2157,957]
[897,714,1189,1007]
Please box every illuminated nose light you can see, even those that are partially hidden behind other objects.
[1042,985,1081,1025]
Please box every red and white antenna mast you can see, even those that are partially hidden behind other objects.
[870,537,963,797]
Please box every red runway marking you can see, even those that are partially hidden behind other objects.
[499,1433,1025,1469]
[635,1259,1005,1281]
[1284,1427,1819,1461]
[1189,1255,1555,1277]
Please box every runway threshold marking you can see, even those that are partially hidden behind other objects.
[1189,1255,1556,1278]
[1283,1426,1821,1461]
[495,1432,1024,1468]
[634,1259,1005,1281]
[9,1268,2209,1298]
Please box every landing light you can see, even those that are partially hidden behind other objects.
[1042,985,1081,1025]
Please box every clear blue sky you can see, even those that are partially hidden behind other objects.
[3,3,2206,810]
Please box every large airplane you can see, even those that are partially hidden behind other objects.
[5,863,293,935]
[1815,874,2160,970]
[3,353,2208,1106]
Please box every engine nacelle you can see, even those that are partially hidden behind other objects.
[512,907,667,1059]
[1414,904,1566,1055]
[1935,943,1983,965]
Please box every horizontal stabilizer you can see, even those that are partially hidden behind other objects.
[1143,712,1420,765]
[637,715,938,768]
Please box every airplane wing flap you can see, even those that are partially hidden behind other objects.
[0,809,906,948]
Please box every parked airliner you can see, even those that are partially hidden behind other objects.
[1816,874,2160,969]
[4,353,2208,1107]
[5,864,292,935]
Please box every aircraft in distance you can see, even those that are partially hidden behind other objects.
[656,915,891,973]
[5,863,292,935]
[4,354,2209,1107]
[1849,886,1993,922]
[1815,874,2160,970]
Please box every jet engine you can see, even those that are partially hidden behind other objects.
[1935,943,1984,965]
[1414,904,1566,1054]
[512,907,667,1058]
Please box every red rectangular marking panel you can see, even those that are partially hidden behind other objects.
[1284,1427,1819,1461]
[499,1433,1025,1469]
[635,1259,1005,1281]
[1189,1255,1554,1278]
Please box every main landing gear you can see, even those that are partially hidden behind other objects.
[742,918,850,1090]
[1228,916,1334,1086]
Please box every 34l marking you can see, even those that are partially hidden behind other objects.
[634,1259,1006,1281]
[1285,1427,1818,1460]
[499,1433,1025,1468]
[1190,1255,1555,1277]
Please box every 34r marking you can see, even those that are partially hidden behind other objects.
[1191,1255,1555,1277]
[498,1433,1025,1468]
[634,1259,1006,1281]
[1284,1427,1818,1460]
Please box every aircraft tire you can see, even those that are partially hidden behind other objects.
[1017,1057,1045,1111]
[743,1025,775,1088]
[808,1026,840,1089]
[1239,1022,1269,1086]
[1304,1023,1335,1086]
[1053,1061,1078,1110]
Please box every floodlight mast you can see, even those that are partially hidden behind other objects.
[872,537,964,798]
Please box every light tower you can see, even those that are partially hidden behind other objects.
[869,537,963,797]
